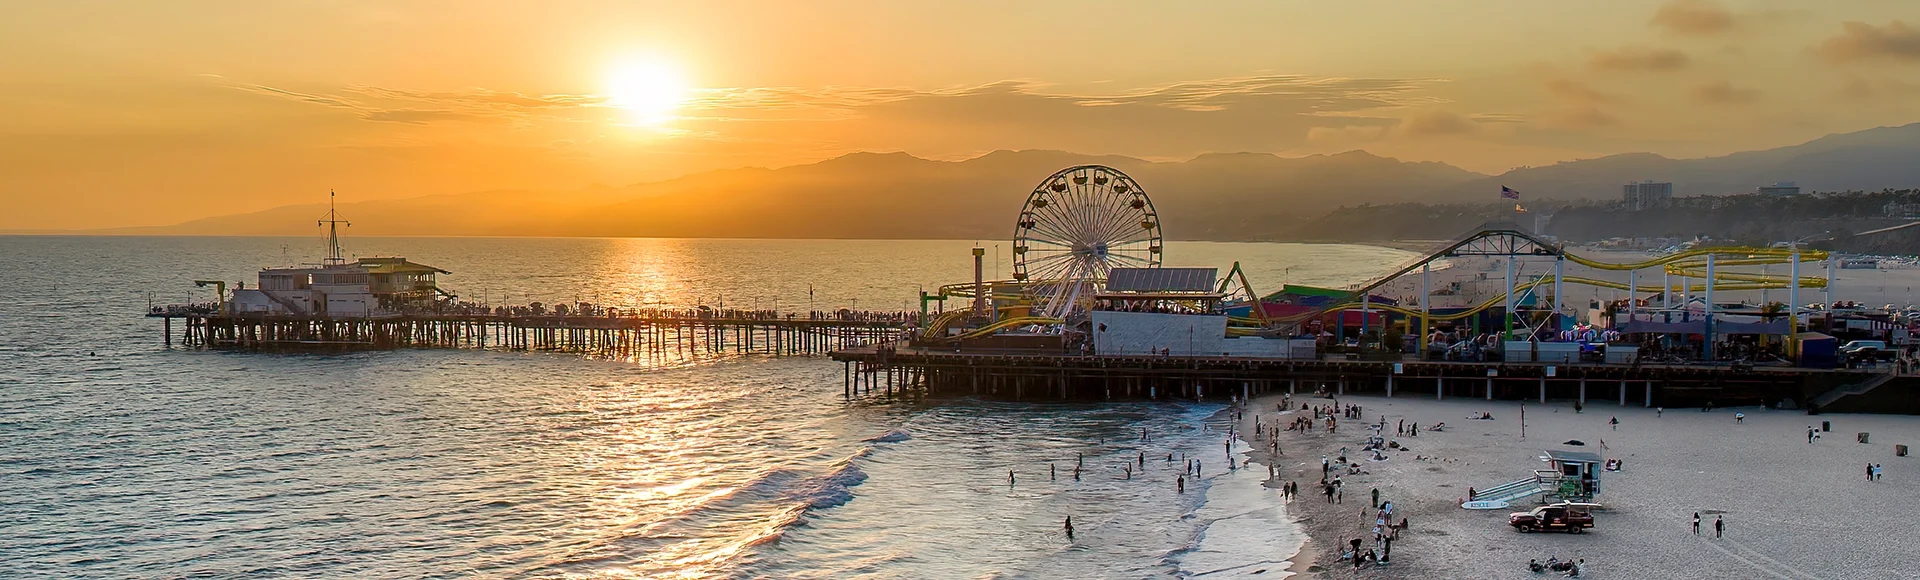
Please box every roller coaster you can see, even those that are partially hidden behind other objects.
[920,224,1835,342]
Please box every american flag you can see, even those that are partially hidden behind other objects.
[1500,186,1521,200]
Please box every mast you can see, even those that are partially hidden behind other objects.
[320,190,351,266]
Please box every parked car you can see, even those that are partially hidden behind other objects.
[1509,503,1596,533]
[1839,340,1892,360]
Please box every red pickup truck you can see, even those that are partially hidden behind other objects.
[1508,503,1596,533]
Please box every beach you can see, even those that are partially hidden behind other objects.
[1238,392,1919,579]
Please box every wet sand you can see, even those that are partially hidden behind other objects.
[1237,392,1918,579]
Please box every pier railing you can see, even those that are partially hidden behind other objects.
[147,307,916,357]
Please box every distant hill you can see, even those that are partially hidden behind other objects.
[1447,123,1920,201]
[108,149,1487,241]
[95,122,1920,241]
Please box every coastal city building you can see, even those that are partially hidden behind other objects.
[1758,181,1802,196]
[1622,181,1673,210]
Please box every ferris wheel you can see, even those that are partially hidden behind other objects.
[1012,165,1163,319]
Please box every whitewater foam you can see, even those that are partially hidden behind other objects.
[1173,424,1304,578]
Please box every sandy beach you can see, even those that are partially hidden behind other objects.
[1237,392,1919,579]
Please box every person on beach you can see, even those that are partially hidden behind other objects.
[1692,512,1700,535]
[1610,416,1618,431]
[1735,412,1745,424]
[1657,406,1664,417]
[1868,462,1875,481]
[1009,471,1016,487]
[1372,487,1380,508]
[1177,475,1185,493]
[1808,426,1817,444]
[1715,515,1725,538]
[1050,464,1056,481]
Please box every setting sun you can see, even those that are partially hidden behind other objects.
[605,60,688,125]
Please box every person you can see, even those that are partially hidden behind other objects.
[1574,401,1583,414]
[1874,463,1883,481]
[1177,475,1185,493]
[1692,512,1700,535]
[1868,462,1875,481]
[1809,427,1817,444]
[1064,515,1074,539]
[1657,407,1664,417]
[1372,487,1380,508]
[1714,515,1725,538]
[1735,412,1745,424]
[1609,416,1618,431]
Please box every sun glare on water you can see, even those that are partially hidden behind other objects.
[605,60,689,126]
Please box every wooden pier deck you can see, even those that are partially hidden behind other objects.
[830,344,1901,411]
[148,308,911,357]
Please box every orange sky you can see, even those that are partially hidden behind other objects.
[6,0,1920,230]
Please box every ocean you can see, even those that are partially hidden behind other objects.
[0,236,1415,578]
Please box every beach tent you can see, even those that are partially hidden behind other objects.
[1794,332,1838,369]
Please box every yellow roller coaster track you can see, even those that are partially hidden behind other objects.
[1271,273,1826,325]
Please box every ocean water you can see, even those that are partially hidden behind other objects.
[0,236,1410,578]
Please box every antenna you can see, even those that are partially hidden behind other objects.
[319,190,351,266]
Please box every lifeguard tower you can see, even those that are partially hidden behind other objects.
[1538,449,1603,502]
[1462,448,1604,509]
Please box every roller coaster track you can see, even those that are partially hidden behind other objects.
[1280,223,1832,332]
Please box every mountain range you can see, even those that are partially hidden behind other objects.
[86,122,1920,242]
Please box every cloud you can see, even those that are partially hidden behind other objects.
[1398,110,1477,136]
[1544,105,1620,129]
[1836,75,1920,98]
[1818,21,1920,63]
[1307,125,1390,143]
[1692,81,1760,104]
[359,109,484,124]
[1588,46,1691,71]
[1543,79,1620,105]
[1649,0,1734,36]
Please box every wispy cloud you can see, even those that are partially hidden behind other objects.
[1588,46,1691,71]
[1692,80,1760,104]
[1649,0,1735,36]
[1818,21,1920,63]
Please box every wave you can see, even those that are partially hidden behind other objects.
[861,428,912,444]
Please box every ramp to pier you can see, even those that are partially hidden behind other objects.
[1461,477,1547,510]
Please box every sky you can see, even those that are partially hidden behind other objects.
[7,0,1920,230]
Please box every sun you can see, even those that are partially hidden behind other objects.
[605,60,689,125]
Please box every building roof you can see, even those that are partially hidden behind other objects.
[1106,267,1218,293]
[356,257,450,275]
[1544,449,1603,464]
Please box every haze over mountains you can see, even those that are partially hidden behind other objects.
[94,123,1920,242]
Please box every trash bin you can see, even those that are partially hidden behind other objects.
[1822,420,1831,432]
[1857,432,1871,444]
[1898,445,1909,457]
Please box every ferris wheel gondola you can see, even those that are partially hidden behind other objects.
[1011,165,1163,319]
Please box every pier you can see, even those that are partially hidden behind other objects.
[830,344,1918,412]
[149,307,912,357]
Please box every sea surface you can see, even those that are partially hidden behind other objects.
[0,236,1414,578]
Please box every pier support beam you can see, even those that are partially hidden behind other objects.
[1619,379,1627,406]
[1386,374,1394,398]
[1486,377,1493,400]
[1579,378,1587,406]
[1539,377,1547,404]
[1644,381,1653,407]
[1436,376,1443,400]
